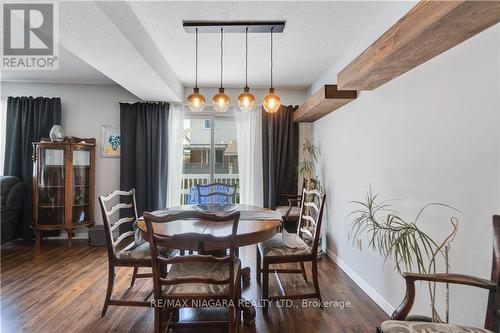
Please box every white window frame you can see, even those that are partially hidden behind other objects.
[182,106,237,183]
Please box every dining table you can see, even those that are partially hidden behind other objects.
[135,204,282,324]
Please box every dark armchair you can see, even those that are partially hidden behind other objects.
[378,215,500,333]
[1,176,24,245]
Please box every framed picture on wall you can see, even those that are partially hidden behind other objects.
[101,126,121,158]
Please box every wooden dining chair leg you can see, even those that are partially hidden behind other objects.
[154,306,161,333]
[130,266,138,288]
[229,304,235,333]
[312,259,322,303]
[236,278,242,333]
[101,263,115,316]
[300,261,308,282]
[262,262,269,312]
[236,306,241,333]
[256,247,261,285]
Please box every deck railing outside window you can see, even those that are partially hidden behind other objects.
[180,174,239,204]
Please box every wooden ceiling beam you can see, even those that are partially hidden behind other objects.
[337,1,500,91]
[293,85,357,123]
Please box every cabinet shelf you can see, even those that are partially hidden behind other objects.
[73,203,91,207]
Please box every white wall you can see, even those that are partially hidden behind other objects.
[311,24,500,327]
[0,82,139,226]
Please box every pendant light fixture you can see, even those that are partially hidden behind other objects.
[187,28,205,112]
[212,28,230,112]
[263,27,281,113]
[238,27,255,112]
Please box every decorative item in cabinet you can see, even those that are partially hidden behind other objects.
[32,137,96,247]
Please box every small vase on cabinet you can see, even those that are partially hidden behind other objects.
[32,137,96,247]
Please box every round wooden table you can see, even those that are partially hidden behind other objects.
[136,204,281,324]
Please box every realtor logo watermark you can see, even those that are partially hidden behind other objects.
[1,2,59,70]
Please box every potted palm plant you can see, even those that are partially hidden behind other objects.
[298,139,321,191]
[349,188,461,322]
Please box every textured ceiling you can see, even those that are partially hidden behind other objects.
[1,45,114,85]
[129,1,394,88]
[1,1,405,101]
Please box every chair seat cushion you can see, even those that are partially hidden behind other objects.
[380,320,493,333]
[116,242,176,260]
[259,233,310,257]
[276,206,301,218]
[162,258,241,296]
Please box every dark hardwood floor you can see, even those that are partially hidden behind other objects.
[1,240,387,333]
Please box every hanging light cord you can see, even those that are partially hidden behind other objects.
[220,28,224,88]
[195,28,198,89]
[245,27,248,88]
[270,27,274,89]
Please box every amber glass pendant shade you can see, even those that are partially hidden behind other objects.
[238,86,255,112]
[187,29,205,112]
[213,87,230,112]
[263,87,281,113]
[187,88,205,112]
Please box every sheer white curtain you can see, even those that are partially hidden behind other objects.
[235,107,263,206]
[166,103,185,207]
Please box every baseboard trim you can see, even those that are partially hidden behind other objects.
[326,248,394,316]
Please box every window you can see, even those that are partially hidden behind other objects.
[203,119,211,129]
[181,114,239,204]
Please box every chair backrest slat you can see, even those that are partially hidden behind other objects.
[101,189,135,202]
[98,189,139,259]
[144,210,240,299]
[106,203,134,216]
[113,231,135,247]
[303,201,320,212]
[195,183,237,204]
[110,216,136,232]
[297,185,326,257]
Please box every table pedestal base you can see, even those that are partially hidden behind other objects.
[241,267,251,281]
[241,299,256,324]
[240,266,256,324]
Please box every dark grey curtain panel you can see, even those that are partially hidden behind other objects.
[119,102,169,222]
[3,96,62,241]
[262,105,299,209]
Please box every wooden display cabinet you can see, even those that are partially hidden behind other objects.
[32,137,96,247]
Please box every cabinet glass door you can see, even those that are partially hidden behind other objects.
[72,148,91,224]
[38,147,65,225]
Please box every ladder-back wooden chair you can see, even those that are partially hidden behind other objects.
[257,186,326,309]
[98,189,176,316]
[143,210,242,333]
[377,215,500,333]
[276,178,321,233]
[195,183,238,204]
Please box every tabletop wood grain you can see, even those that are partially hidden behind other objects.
[136,205,281,250]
